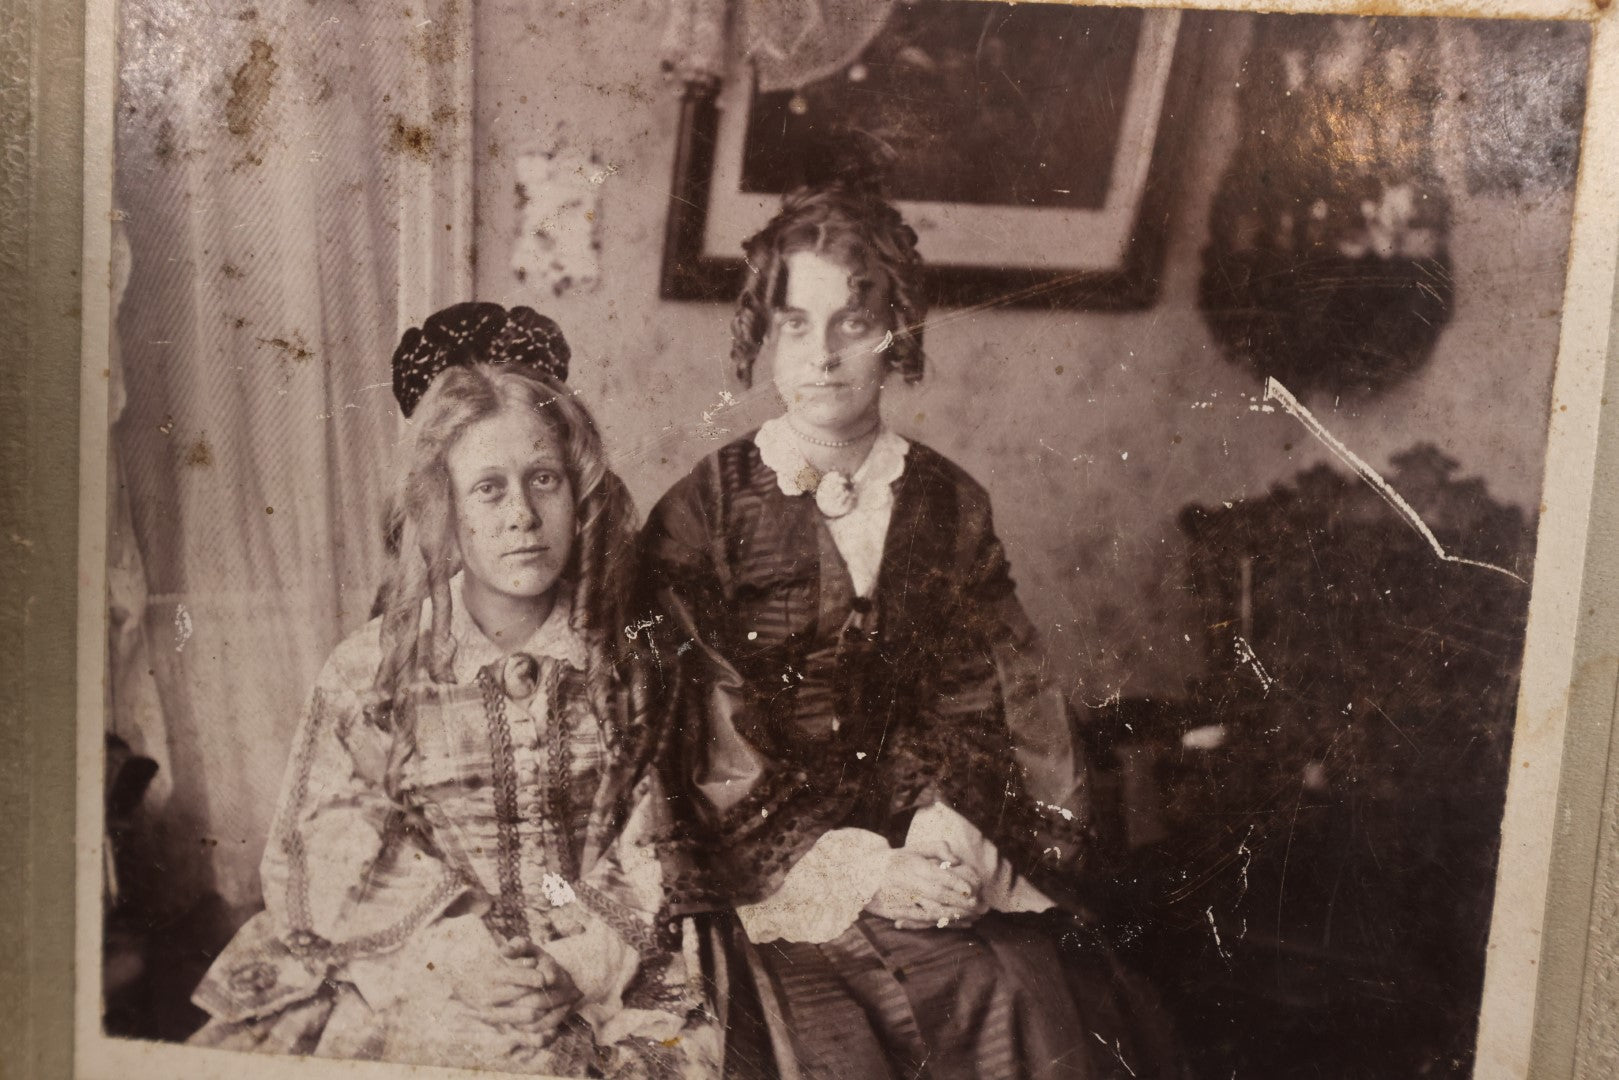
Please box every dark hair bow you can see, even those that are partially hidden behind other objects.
[391,302,571,418]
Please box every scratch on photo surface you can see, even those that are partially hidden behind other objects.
[1264,377,1527,584]
[699,388,739,440]
[1233,635,1275,694]
[1092,1032,1137,1077]
[623,615,664,667]
[1205,907,1231,962]
[1035,800,1077,822]
[1236,825,1254,905]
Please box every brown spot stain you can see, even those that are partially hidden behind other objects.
[154,119,177,162]
[226,39,278,137]
[411,0,465,66]
[588,81,654,106]
[185,438,213,467]
[259,335,314,362]
[389,116,435,160]
[222,264,243,280]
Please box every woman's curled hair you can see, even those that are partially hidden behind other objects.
[731,184,927,387]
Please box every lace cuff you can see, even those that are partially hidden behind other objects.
[737,827,892,943]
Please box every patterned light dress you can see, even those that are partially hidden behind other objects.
[190,579,721,1078]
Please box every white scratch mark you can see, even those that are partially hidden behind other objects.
[1264,378,1527,583]
[623,615,664,641]
[1233,635,1275,695]
[174,604,193,652]
[623,615,665,668]
[1092,1032,1137,1077]
[1205,907,1231,961]
[1036,800,1077,822]
[699,389,739,441]
[1236,825,1254,905]
[874,330,894,353]
[539,872,576,907]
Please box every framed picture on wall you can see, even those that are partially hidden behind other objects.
[660,2,1206,309]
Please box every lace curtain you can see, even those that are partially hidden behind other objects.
[111,0,472,913]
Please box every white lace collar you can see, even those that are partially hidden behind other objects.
[442,573,588,680]
[754,416,910,502]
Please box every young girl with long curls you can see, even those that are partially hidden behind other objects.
[190,304,720,1078]
[643,187,1175,1079]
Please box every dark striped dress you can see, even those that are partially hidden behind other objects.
[643,433,1162,1080]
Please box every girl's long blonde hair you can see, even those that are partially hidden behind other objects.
[370,364,637,792]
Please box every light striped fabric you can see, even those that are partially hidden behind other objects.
[113,0,472,910]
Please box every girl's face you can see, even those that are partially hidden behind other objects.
[766,249,892,438]
[446,406,576,608]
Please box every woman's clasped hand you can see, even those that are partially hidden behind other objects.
[446,936,582,1040]
[867,849,990,930]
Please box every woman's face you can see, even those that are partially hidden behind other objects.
[446,405,576,607]
[766,249,892,438]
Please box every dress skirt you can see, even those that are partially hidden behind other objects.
[754,912,1176,1080]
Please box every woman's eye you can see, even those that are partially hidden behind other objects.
[473,480,500,499]
[842,317,872,335]
[530,472,561,492]
[779,315,808,334]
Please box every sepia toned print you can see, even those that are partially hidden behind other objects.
[79,2,1617,1079]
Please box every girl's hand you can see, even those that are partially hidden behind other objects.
[866,849,985,929]
[450,936,582,1042]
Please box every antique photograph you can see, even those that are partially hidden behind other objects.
[78,0,1612,1078]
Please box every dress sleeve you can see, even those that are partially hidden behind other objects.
[256,660,470,952]
[902,486,1093,894]
[961,498,1090,825]
[546,777,708,1045]
[193,651,472,1023]
[640,468,766,815]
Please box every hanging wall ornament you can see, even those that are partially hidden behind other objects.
[659,0,895,92]
[1199,16,1453,399]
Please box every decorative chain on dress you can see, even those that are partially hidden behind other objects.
[476,670,532,941]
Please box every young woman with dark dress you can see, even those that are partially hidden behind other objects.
[643,187,1177,1080]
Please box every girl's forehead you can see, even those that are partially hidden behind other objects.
[449,406,564,467]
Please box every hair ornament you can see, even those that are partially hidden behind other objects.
[392,302,571,418]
